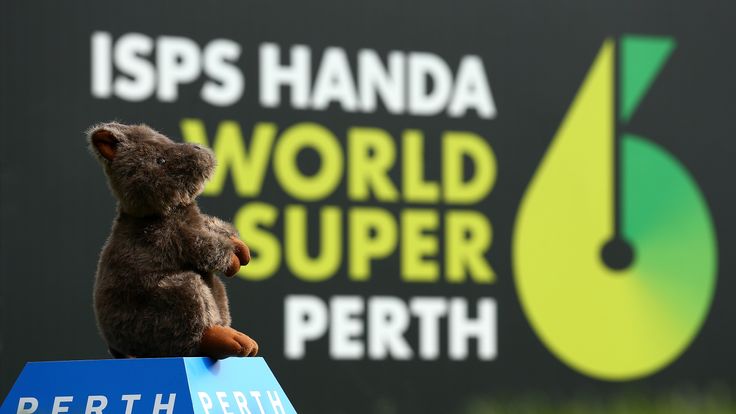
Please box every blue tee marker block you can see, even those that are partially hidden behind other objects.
[0,357,297,414]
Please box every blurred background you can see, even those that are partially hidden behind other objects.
[2,1,736,413]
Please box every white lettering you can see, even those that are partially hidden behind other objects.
[113,33,155,101]
[284,295,329,359]
[198,392,213,414]
[256,44,494,118]
[449,298,497,360]
[408,52,452,116]
[410,297,447,359]
[84,396,108,414]
[153,393,176,414]
[284,295,496,360]
[156,36,202,102]
[51,396,73,414]
[358,50,404,114]
[368,296,412,360]
[259,43,310,109]
[92,34,497,116]
[121,394,141,414]
[266,391,286,414]
[311,47,358,111]
[91,32,112,98]
[16,397,38,414]
[216,391,233,414]
[330,296,364,359]
[202,40,243,106]
[233,391,252,414]
[448,55,496,119]
[249,391,265,414]
[92,32,244,106]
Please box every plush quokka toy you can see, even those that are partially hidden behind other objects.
[88,121,258,359]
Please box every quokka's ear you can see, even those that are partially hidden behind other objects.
[88,124,122,161]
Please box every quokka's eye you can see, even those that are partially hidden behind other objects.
[156,157,166,165]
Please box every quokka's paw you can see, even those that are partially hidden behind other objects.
[225,253,241,277]
[224,236,250,277]
[230,236,251,266]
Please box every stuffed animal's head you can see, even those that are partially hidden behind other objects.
[88,122,215,216]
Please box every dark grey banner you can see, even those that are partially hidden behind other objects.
[2,1,736,413]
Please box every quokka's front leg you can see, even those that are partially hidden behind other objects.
[203,215,237,237]
[201,216,251,275]
[181,230,246,277]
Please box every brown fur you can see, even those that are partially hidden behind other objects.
[87,122,257,358]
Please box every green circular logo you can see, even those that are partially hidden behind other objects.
[513,36,717,381]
